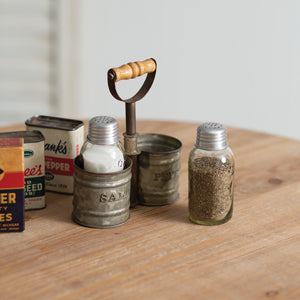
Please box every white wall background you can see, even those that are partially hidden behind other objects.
[74,0,300,140]
[0,0,57,124]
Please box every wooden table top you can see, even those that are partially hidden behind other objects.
[0,120,299,300]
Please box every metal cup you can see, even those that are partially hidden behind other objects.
[72,156,132,228]
[137,133,182,206]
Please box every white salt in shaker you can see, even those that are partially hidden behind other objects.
[81,116,125,173]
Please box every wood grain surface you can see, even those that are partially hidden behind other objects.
[0,120,299,300]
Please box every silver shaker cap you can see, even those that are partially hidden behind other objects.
[87,116,120,145]
[195,122,228,151]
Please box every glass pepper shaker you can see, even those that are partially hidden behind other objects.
[81,116,125,173]
[188,122,235,225]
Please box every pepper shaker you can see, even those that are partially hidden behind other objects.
[188,122,235,225]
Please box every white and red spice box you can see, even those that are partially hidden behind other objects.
[0,131,46,210]
[25,115,84,194]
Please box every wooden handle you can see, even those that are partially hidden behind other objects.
[112,59,156,82]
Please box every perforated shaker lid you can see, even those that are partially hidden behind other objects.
[87,116,120,145]
[195,122,228,151]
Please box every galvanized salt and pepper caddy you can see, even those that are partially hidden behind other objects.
[107,58,182,207]
[72,58,182,228]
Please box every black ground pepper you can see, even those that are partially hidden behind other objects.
[189,156,234,222]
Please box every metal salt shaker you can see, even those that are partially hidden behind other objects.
[188,122,235,225]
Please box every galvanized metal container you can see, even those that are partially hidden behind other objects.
[0,130,46,210]
[72,156,132,228]
[137,133,182,206]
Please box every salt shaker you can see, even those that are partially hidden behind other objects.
[73,116,131,228]
[188,122,235,225]
[81,116,125,173]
